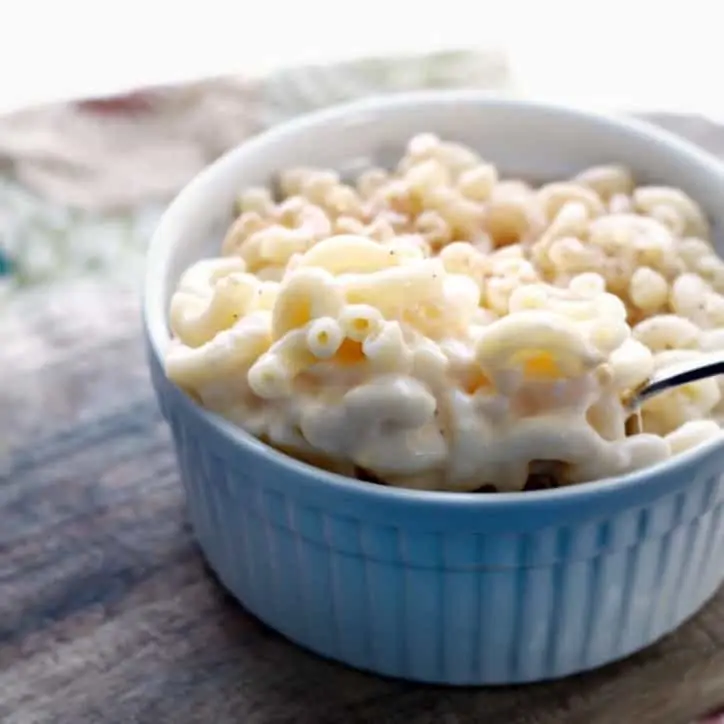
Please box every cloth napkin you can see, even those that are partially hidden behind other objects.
[0,50,512,212]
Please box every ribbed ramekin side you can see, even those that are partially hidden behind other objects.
[160,391,724,684]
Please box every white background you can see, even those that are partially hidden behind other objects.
[0,0,718,115]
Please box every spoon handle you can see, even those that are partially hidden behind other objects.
[627,351,724,411]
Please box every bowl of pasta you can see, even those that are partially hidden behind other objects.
[144,91,724,685]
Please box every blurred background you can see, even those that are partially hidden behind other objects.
[1,0,719,116]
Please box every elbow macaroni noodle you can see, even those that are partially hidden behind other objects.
[165,134,724,493]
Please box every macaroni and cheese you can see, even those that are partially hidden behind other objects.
[164,134,724,492]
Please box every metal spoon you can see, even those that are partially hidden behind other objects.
[624,351,724,413]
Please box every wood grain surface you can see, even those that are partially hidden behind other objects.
[3,114,724,724]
